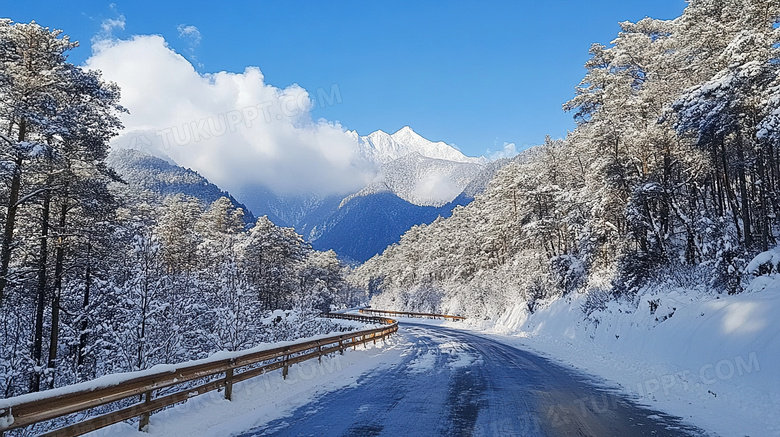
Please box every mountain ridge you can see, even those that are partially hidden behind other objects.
[351,126,482,167]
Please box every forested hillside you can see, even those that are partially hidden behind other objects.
[354,0,780,317]
[107,148,257,225]
[0,20,360,399]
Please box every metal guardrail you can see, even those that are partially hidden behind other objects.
[0,314,397,437]
[359,308,466,321]
[320,313,396,325]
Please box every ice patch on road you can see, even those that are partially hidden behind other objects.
[402,328,483,370]
[448,352,479,368]
[303,406,320,416]
[407,350,437,373]
[438,340,481,369]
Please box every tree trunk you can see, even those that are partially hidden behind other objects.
[77,244,92,370]
[757,145,770,251]
[712,146,724,217]
[0,119,27,304]
[31,189,50,393]
[767,141,780,218]
[721,142,742,240]
[660,142,672,235]
[686,187,699,265]
[137,246,151,371]
[46,197,69,385]
[735,136,752,248]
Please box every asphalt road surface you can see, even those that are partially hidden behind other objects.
[234,323,707,437]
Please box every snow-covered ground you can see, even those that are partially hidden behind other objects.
[400,281,780,437]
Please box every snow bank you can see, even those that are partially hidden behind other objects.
[470,282,780,437]
[745,247,780,274]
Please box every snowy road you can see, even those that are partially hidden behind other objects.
[232,323,707,437]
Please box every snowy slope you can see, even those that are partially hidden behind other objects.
[459,156,512,199]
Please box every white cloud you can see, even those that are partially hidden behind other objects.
[486,142,519,160]
[94,15,125,42]
[86,35,373,196]
[176,24,201,63]
[176,24,201,45]
[411,172,461,206]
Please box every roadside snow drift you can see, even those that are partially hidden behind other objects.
[471,279,780,437]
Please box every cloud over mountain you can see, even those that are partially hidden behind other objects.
[87,34,374,196]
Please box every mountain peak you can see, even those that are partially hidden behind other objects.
[391,125,427,144]
[367,129,391,139]
[393,125,417,136]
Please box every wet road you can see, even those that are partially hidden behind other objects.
[234,323,707,437]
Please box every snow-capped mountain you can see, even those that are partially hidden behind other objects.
[303,153,514,263]
[350,126,482,166]
[219,125,508,262]
[342,127,486,208]
[242,126,486,221]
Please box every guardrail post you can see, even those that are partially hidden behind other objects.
[282,355,289,380]
[224,368,234,401]
[317,341,322,363]
[0,407,9,436]
[138,390,152,432]
[339,339,344,355]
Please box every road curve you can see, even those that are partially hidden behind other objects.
[234,323,707,437]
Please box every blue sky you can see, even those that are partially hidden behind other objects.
[6,0,687,157]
